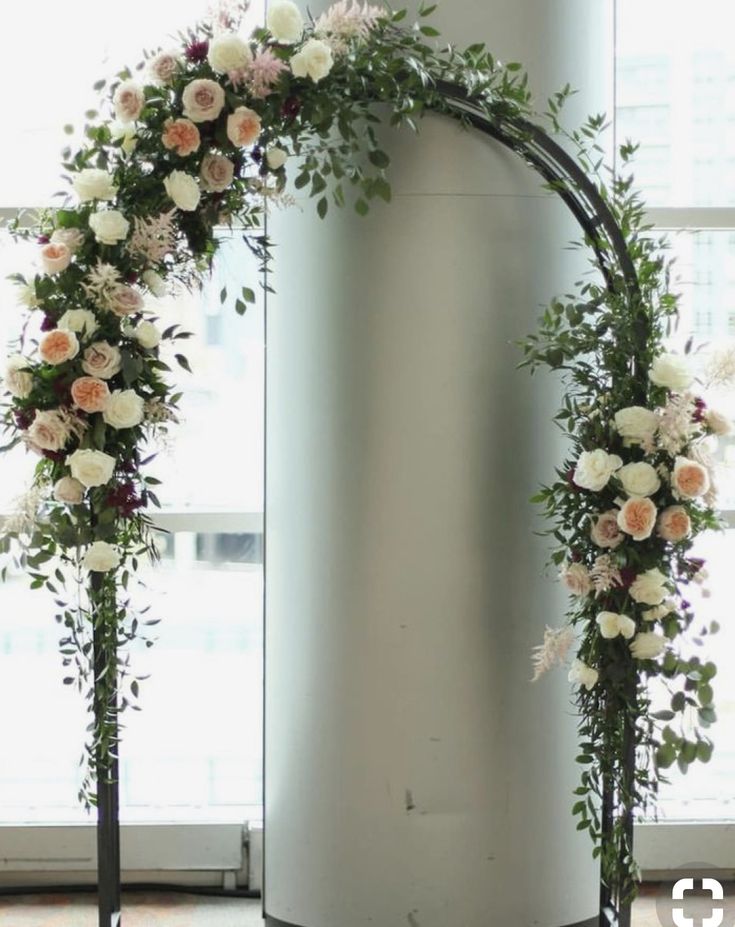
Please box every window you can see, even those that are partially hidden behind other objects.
[0,0,265,878]
[617,0,735,864]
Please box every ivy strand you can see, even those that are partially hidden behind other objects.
[0,0,732,903]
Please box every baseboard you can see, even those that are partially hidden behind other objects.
[265,913,597,927]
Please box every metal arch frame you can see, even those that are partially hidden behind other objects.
[427,81,643,927]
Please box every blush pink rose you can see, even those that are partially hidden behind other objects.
[182,79,226,122]
[107,284,144,317]
[40,242,72,275]
[562,562,592,597]
[161,118,201,156]
[27,410,70,452]
[617,497,657,542]
[82,341,122,380]
[39,329,79,365]
[590,510,624,549]
[657,505,692,542]
[71,376,111,413]
[226,106,262,146]
[113,80,145,123]
[200,153,235,192]
[672,456,710,500]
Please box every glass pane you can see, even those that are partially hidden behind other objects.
[0,535,262,823]
[616,0,735,206]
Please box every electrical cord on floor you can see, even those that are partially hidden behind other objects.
[0,883,261,900]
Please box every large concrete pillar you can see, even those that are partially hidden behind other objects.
[264,3,612,925]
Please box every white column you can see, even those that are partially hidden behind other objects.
[265,3,612,925]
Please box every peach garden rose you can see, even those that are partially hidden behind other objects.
[617,497,657,541]
[39,329,79,365]
[657,505,692,542]
[226,106,262,146]
[672,456,710,500]
[40,242,72,275]
[71,376,111,413]
[161,118,201,156]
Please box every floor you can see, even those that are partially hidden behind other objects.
[0,884,732,925]
[0,892,263,926]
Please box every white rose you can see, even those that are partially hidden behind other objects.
[649,353,694,391]
[113,79,145,123]
[82,341,122,380]
[83,540,121,573]
[134,320,161,349]
[164,171,201,212]
[614,406,658,445]
[51,228,85,253]
[110,121,138,154]
[573,449,623,492]
[629,631,667,660]
[643,599,676,622]
[53,476,85,505]
[596,611,636,640]
[290,38,334,82]
[208,33,253,73]
[103,389,145,429]
[617,461,661,497]
[58,308,99,338]
[267,0,304,42]
[3,355,33,398]
[266,146,288,170]
[705,409,732,436]
[629,568,669,606]
[72,168,118,202]
[142,269,167,297]
[568,658,598,690]
[89,209,130,245]
[67,449,116,488]
[561,562,592,597]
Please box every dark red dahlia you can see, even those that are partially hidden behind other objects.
[185,39,209,62]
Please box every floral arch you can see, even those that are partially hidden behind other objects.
[0,1,732,923]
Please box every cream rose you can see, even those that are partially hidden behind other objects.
[629,631,667,660]
[27,410,70,452]
[164,171,201,211]
[614,406,658,445]
[617,497,657,541]
[103,390,145,429]
[590,510,624,549]
[133,320,161,349]
[67,448,115,487]
[59,308,99,338]
[3,355,33,398]
[705,409,732,437]
[40,242,71,275]
[643,599,676,622]
[82,341,122,380]
[226,107,262,147]
[596,611,636,640]
[568,659,598,690]
[629,568,669,606]
[113,79,145,123]
[72,168,118,202]
[267,0,304,42]
[290,38,334,82]
[562,562,592,597]
[39,329,79,365]
[617,461,661,497]
[83,540,121,573]
[89,209,130,245]
[142,269,167,297]
[111,122,138,154]
[657,505,692,542]
[672,456,710,500]
[51,228,85,253]
[208,33,253,73]
[53,476,85,505]
[649,353,693,392]
[266,146,288,170]
[200,154,235,192]
[573,449,623,492]
[148,50,182,85]
[181,78,226,122]
[108,284,144,317]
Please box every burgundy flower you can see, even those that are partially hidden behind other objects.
[185,39,209,62]
[126,271,139,284]
[680,599,691,611]
[42,450,64,462]
[37,234,50,245]
[251,146,263,163]
[565,467,581,493]
[13,409,35,430]
[619,566,637,589]
[40,314,56,332]
[106,481,145,517]
[281,96,301,119]
[693,397,707,423]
